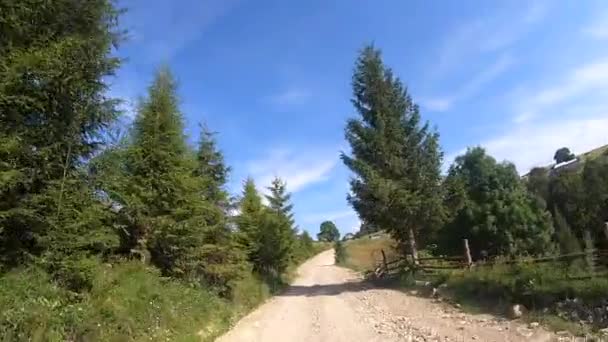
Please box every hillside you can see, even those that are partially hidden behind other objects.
[524,144,608,177]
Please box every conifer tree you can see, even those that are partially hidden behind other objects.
[119,67,191,264]
[265,177,296,227]
[0,0,122,268]
[191,124,245,293]
[195,123,231,207]
[236,178,264,253]
[341,45,444,262]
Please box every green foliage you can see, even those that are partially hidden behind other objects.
[265,177,295,227]
[553,206,581,254]
[546,158,608,248]
[236,178,296,276]
[0,0,121,269]
[317,220,340,242]
[0,262,236,341]
[252,210,294,275]
[236,178,264,254]
[195,123,231,207]
[341,45,444,253]
[447,261,608,311]
[554,147,576,164]
[440,147,555,257]
[334,240,346,264]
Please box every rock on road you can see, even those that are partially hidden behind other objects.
[217,249,557,342]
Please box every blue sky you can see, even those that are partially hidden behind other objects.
[111,0,608,237]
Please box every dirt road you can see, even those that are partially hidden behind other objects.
[217,250,558,342]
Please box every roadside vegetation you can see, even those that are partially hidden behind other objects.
[340,45,608,335]
[0,1,327,340]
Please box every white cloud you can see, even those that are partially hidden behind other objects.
[421,55,513,112]
[514,59,608,123]
[246,148,338,193]
[267,88,311,106]
[482,116,608,174]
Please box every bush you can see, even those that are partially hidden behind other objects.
[0,261,235,341]
[334,240,346,264]
[447,261,608,310]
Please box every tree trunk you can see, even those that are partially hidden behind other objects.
[408,227,419,265]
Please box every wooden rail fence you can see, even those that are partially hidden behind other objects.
[373,238,608,280]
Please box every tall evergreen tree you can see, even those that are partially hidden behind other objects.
[0,0,122,268]
[265,177,295,227]
[236,178,264,254]
[341,45,444,262]
[118,67,190,264]
[195,123,231,207]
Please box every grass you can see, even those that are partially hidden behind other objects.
[0,243,330,341]
[0,261,235,341]
[339,232,398,271]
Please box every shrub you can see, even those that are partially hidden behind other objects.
[0,261,235,341]
[334,240,346,264]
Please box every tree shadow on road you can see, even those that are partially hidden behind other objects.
[277,280,372,297]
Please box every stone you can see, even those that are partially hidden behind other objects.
[507,304,526,319]
[529,322,540,328]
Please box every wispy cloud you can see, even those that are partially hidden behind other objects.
[421,55,514,112]
[430,2,546,80]
[246,148,338,193]
[266,88,311,106]
[513,59,608,123]
[124,0,241,63]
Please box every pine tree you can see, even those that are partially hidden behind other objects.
[265,177,297,255]
[237,178,264,254]
[265,177,295,227]
[191,124,245,293]
[237,177,296,275]
[117,66,191,265]
[341,45,444,262]
[0,0,122,268]
[195,123,231,207]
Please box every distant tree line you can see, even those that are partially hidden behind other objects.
[343,45,608,260]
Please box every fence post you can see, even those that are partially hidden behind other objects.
[381,249,388,273]
[463,239,473,269]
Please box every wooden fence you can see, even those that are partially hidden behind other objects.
[373,239,608,280]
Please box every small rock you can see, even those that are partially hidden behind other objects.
[529,322,540,328]
[471,335,478,340]
[507,304,526,319]
[599,327,608,335]
[458,320,467,325]
[455,303,461,309]
[556,330,569,336]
